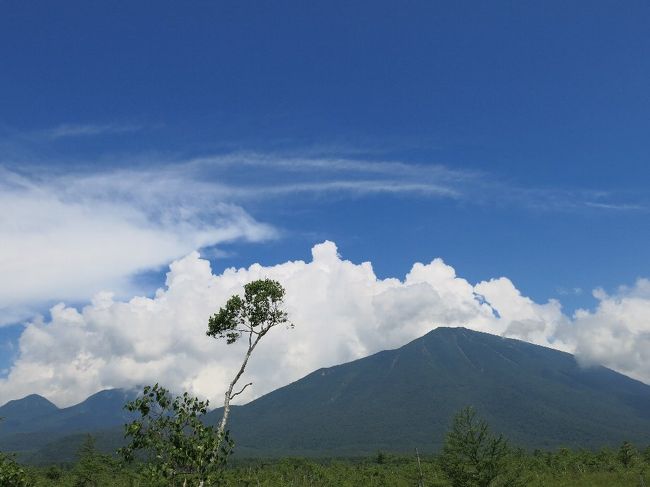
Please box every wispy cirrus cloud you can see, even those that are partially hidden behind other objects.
[181,152,650,211]
[489,185,649,213]
[0,122,146,148]
[3,121,647,212]
[583,201,647,211]
[0,164,275,326]
[38,122,144,140]
[2,118,648,212]
[230,180,460,198]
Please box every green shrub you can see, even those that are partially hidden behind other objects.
[441,407,524,487]
[0,452,32,487]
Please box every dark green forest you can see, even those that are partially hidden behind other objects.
[3,404,650,487]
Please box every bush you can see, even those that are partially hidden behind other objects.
[441,407,523,487]
[120,384,233,486]
[618,441,639,469]
[0,452,32,487]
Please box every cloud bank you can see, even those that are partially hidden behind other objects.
[2,241,648,407]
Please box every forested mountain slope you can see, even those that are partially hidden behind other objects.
[220,327,650,455]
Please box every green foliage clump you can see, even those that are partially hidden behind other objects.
[120,384,233,486]
[207,278,290,345]
[643,445,650,464]
[617,441,639,468]
[43,465,63,482]
[440,407,523,487]
[375,451,387,465]
[0,451,32,487]
[72,435,120,487]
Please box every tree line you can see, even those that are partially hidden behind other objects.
[3,424,650,486]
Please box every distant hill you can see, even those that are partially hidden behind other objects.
[0,394,58,435]
[3,327,650,463]
[0,388,137,461]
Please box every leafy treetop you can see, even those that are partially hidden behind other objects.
[207,278,290,345]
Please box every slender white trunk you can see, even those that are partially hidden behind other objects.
[217,335,261,441]
[415,448,424,487]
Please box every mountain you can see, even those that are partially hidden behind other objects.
[0,388,137,460]
[218,327,650,455]
[3,327,650,463]
[0,394,58,435]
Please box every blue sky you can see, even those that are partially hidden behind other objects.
[1,1,650,398]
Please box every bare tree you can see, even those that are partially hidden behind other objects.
[206,279,291,442]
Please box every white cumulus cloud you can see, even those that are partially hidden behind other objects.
[557,280,650,382]
[3,241,647,408]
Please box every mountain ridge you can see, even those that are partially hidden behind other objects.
[2,327,650,463]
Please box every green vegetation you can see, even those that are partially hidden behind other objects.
[4,367,650,487]
[5,403,649,486]
[441,407,522,487]
[9,442,650,486]
[0,450,32,487]
[120,384,232,486]
[71,435,119,487]
[0,417,33,487]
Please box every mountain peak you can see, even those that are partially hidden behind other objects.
[0,394,58,413]
[418,325,494,340]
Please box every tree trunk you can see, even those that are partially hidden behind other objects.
[415,448,424,487]
[217,335,261,442]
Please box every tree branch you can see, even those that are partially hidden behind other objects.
[230,382,253,400]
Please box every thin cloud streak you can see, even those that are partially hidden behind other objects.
[0,123,146,147]
[231,181,461,199]
[584,201,648,211]
[39,123,144,140]
[188,153,478,181]
[182,152,649,212]
[4,150,647,214]
[1,118,646,212]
